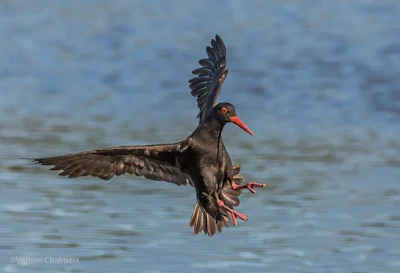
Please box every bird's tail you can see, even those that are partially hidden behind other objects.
[189,164,244,236]
[189,202,229,236]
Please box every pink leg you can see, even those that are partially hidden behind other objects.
[231,181,266,194]
[217,199,248,226]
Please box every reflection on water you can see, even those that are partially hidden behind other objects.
[1,1,400,273]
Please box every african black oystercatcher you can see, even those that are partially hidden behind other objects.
[34,35,266,236]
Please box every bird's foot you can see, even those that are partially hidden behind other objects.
[216,199,248,226]
[231,181,266,194]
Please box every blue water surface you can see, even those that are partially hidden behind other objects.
[0,1,400,272]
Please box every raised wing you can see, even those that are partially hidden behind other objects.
[189,35,228,124]
[34,142,194,186]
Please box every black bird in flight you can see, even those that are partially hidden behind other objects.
[34,35,266,236]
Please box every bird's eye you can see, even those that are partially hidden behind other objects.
[221,107,228,114]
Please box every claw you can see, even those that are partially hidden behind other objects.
[217,199,248,226]
[231,181,266,194]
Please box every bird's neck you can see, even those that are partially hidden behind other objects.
[200,117,226,140]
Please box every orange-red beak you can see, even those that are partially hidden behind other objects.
[229,116,254,136]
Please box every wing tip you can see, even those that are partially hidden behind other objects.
[188,34,229,117]
[213,34,223,45]
[21,157,38,163]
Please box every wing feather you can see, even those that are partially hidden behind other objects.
[189,35,228,123]
[34,143,194,186]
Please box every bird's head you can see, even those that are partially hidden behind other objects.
[214,102,254,136]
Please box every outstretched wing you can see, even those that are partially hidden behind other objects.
[34,142,194,186]
[189,35,228,124]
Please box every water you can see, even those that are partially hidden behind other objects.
[1,1,400,272]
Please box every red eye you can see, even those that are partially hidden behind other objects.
[221,107,227,114]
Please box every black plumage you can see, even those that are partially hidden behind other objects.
[34,35,266,236]
[189,35,228,123]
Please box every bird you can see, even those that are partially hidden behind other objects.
[33,35,266,236]
[187,35,266,232]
